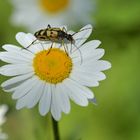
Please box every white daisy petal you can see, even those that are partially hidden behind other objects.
[3,87,18,93]
[55,84,70,114]
[72,40,101,53]
[83,49,105,60]
[70,71,99,87]
[16,78,43,109]
[82,40,101,50]
[73,48,105,64]
[12,76,38,99]
[26,33,45,52]
[93,72,106,81]
[39,84,51,116]
[26,33,36,41]
[72,67,106,82]
[66,79,93,99]
[2,44,21,52]
[16,98,26,110]
[63,81,88,106]
[0,64,33,76]
[0,52,32,64]
[26,80,45,108]
[2,44,34,58]
[1,72,34,89]
[51,85,61,121]
[95,60,112,71]
[73,24,92,46]
[16,32,43,53]
[74,60,111,73]
[16,32,33,48]
[63,78,94,106]
[71,40,101,61]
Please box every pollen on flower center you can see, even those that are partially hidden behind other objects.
[40,0,69,14]
[33,48,72,84]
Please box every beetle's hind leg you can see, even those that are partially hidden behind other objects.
[26,39,38,49]
[20,39,38,54]
[21,39,38,51]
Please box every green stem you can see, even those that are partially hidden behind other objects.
[52,117,60,140]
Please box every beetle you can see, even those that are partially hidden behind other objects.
[26,24,92,63]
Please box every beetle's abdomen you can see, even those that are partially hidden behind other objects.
[34,30,48,40]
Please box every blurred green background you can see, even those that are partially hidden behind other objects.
[0,0,140,140]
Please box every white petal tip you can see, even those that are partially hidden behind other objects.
[63,108,71,114]
[102,61,112,70]
[85,24,93,29]
[82,24,93,32]
[39,112,46,116]
[107,62,112,69]
[12,94,18,100]
[94,40,102,46]
[39,107,50,116]
[16,104,23,110]
[2,44,7,50]
[53,117,61,121]
[15,32,25,40]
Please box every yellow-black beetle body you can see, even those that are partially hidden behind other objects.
[25,24,92,64]
[34,24,75,44]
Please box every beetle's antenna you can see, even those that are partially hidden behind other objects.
[72,43,83,65]
[71,27,92,36]
[74,37,88,41]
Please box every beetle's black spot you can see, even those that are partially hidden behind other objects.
[39,36,46,39]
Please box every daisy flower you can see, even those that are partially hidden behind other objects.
[10,0,94,31]
[0,105,8,140]
[0,25,111,121]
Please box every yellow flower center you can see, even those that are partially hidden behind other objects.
[33,48,72,84]
[40,0,69,14]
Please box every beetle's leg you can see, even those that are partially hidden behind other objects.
[26,39,38,49]
[65,43,69,55]
[20,39,38,53]
[47,42,53,55]
[62,40,68,56]
[47,24,51,28]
